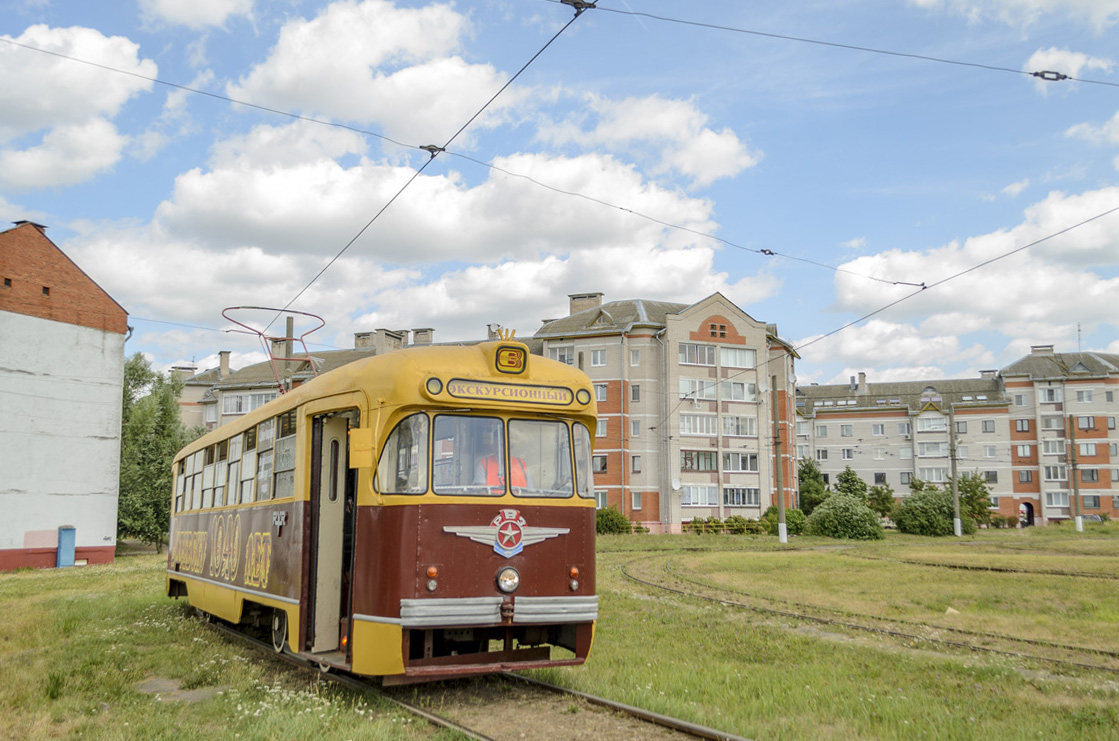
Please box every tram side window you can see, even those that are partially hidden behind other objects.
[214,439,228,507]
[256,418,275,501]
[433,415,503,496]
[226,434,242,507]
[573,423,593,499]
[190,451,204,509]
[202,445,216,508]
[509,419,574,497]
[376,414,429,494]
[273,410,297,499]
[240,426,257,503]
[175,460,187,513]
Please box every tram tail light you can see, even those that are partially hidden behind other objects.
[427,566,439,578]
[569,566,579,579]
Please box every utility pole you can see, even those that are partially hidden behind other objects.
[1068,415,1083,532]
[772,374,787,544]
[949,408,961,537]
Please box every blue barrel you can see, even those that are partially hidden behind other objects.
[57,526,76,568]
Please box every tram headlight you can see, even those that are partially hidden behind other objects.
[425,377,443,395]
[496,566,520,593]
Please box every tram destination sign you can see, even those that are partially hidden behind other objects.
[446,379,573,406]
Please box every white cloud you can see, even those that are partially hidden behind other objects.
[538,93,760,189]
[0,25,155,142]
[0,119,127,190]
[139,0,254,29]
[225,0,510,146]
[1024,47,1113,93]
[911,0,1119,30]
[1001,178,1030,196]
[1067,109,1119,146]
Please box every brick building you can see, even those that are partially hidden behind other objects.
[0,221,129,569]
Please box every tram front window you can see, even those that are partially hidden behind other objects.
[509,420,574,497]
[433,415,505,495]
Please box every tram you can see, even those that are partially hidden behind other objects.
[166,339,598,684]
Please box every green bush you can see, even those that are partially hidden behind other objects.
[724,515,767,535]
[596,506,632,535]
[804,494,884,540]
[761,506,806,536]
[893,489,978,536]
[686,516,725,534]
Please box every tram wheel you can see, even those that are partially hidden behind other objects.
[271,610,287,653]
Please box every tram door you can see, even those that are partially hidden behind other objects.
[309,415,348,653]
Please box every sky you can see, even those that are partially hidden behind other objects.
[3,0,1119,387]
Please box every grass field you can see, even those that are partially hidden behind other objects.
[2,523,1117,740]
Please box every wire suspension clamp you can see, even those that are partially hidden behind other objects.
[1031,70,1069,81]
[419,144,445,158]
[561,0,597,14]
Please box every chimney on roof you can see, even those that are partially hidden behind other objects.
[354,331,374,349]
[170,364,196,382]
[980,369,997,380]
[849,375,857,391]
[219,351,231,379]
[858,372,866,392]
[1031,345,1054,355]
[568,292,603,315]
[412,328,433,345]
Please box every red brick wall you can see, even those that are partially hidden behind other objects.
[0,223,128,334]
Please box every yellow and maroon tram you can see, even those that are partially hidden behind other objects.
[166,340,598,684]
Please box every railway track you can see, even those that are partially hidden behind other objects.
[621,555,1119,676]
[207,619,751,740]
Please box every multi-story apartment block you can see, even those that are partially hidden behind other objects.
[533,293,798,533]
[798,346,1119,525]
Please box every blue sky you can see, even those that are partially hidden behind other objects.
[3,0,1119,385]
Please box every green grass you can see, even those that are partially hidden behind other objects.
[3,524,1118,740]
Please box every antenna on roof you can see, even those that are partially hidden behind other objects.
[221,307,325,394]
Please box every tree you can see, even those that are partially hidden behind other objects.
[953,472,994,528]
[118,354,202,552]
[797,458,830,516]
[834,466,868,502]
[804,494,884,540]
[867,484,896,518]
[893,487,978,536]
[761,506,806,536]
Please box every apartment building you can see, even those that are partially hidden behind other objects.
[534,293,798,533]
[798,346,1119,525]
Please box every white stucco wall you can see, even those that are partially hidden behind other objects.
[0,311,125,551]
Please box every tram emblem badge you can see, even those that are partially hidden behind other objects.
[444,508,569,558]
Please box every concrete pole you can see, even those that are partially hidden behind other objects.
[949,408,962,537]
[772,374,787,544]
[1068,415,1083,532]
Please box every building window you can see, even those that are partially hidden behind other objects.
[591,349,606,367]
[592,455,607,473]
[917,416,947,432]
[1107,391,1114,403]
[721,381,757,402]
[1081,468,1098,483]
[595,384,607,402]
[723,452,759,472]
[720,347,756,368]
[1042,440,1065,455]
[594,490,608,509]
[955,421,967,434]
[680,378,716,400]
[1045,491,1069,508]
[632,455,642,473]
[1078,416,1095,430]
[632,491,642,510]
[899,447,912,460]
[918,442,947,457]
[1110,417,1117,430]
[874,472,886,485]
[631,420,641,438]
[723,415,758,437]
[918,467,948,483]
[596,418,607,437]
[1079,442,1097,457]
[873,447,885,460]
[1039,388,1062,403]
[1044,465,1067,481]
[681,450,718,471]
[204,404,218,424]
[982,420,995,433]
[840,424,853,437]
[678,343,716,366]
[984,471,998,483]
[1077,390,1093,403]
[222,392,277,415]
[796,421,809,436]
[842,448,854,460]
[900,472,912,485]
[957,445,969,459]
[680,414,717,436]
[724,487,760,506]
[984,445,997,458]
[549,345,574,365]
[1018,470,1033,483]
[1015,419,1030,432]
[42,286,50,296]
[816,425,828,438]
[630,349,640,366]
[796,444,809,459]
[816,449,828,461]
[1042,415,1063,430]
[681,485,717,506]
[1014,394,1025,406]
[1083,495,1100,509]
[631,384,640,402]
[1016,444,1031,458]
[898,422,911,435]
[872,424,885,436]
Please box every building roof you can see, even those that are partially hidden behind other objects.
[1000,350,1119,380]
[798,377,1007,414]
[535,298,688,338]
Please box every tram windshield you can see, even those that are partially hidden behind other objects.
[377,413,592,497]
